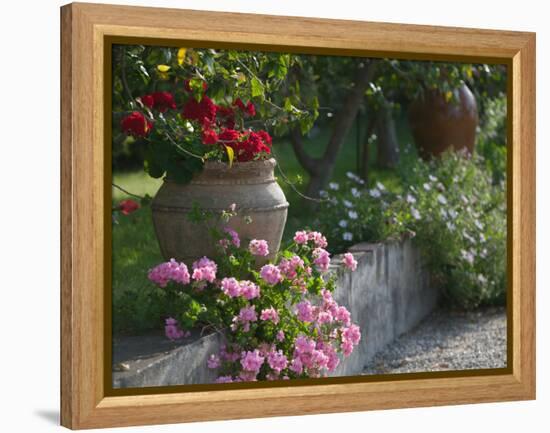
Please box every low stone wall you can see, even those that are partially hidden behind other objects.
[331,239,438,377]
[113,238,437,388]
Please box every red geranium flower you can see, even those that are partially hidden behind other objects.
[119,199,140,215]
[121,111,152,137]
[226,131,270,162]
[141,94,155,109]
[218,128,241,146]
[233,98,246,111]
[202,129,218,145]
[182,95,217,125]
[141,92,176,112]
[216,105,236,129]
[245,101,256,117]
[153,92,177,112]
[257,130,272,146]
[233,98,256,117]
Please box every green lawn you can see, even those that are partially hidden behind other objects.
[112,117,413,334]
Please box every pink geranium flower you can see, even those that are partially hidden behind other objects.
[260,264,282,285]
[148,259,190,287]
[249,239,269,257]
[313,248,331,273]
[343,252,358,271]
[192,257,217,283]
[260,307,280,324]
[293,230,309,245]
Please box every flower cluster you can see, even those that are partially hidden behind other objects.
[249,239,270,257]
[318,151,506,309]
[120,78,274,183]
[148,259,190,288]
[121,111,153,137]
[117,199,140,216]
[164,317,190,340]
[221,278,260,300]
[147,217,361,383]
[191,257,217,283]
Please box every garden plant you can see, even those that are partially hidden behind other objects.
[111,44,508,371]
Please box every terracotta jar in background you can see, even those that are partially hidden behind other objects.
[408,83,479,159]
[151,158,288,264]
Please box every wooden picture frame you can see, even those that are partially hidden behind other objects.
[60,2,536,429]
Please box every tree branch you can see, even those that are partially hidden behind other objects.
[322,59,378,162]
[120,47,134,102]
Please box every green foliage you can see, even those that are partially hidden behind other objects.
[476,95,508,184]
[111,207,165,334]
[398,151,507,308]
[318,151,507,309]
[377,60,507,104]
[112,45,321,175]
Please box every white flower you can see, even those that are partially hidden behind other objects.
[411,207,421,220]
[460,249,475,265]
[369,188,381,198]
[329,182,339,191]
[437,194,447,205]
[406,193,416,204]
[319,190,328,198]
[461,194,469,204]
[184,121,194,132]
[448,209,458,220]
[477,274,488,285]
[346,171,358,181]
[474,219,484,230]
[348,210,358,220]
[423,183,431,191]
[376,181,386,191]
[440,208,448,219]
[343,199,354,208]
[429,174,438,182]
[346,172,365,184]
[342,232,353,241]
[446,221,456,231]
[339,220,348,228]
[351,187,361,198]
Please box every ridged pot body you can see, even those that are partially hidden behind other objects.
[151,158,288,264]
[408,84,479,159]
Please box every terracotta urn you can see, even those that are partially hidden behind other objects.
[151,158,288,264]
[408,83,479,159]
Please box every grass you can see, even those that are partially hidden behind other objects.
[112,116,414,334]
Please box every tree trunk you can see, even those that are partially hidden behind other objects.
[289,60,377,199]
[360,113,376,182]
[375,102,399,169]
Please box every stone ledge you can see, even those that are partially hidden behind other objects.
[113,238,437,388]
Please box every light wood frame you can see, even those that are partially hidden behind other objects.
[60,2,536,429]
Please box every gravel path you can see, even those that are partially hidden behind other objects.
[363,307,507,374]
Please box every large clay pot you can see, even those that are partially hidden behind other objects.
[408,84,479,159]
[151,158,288,264]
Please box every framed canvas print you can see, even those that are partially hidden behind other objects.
[60,2,536,429]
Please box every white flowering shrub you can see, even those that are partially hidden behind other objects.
[316,173,411,253]
[318,151,506,309]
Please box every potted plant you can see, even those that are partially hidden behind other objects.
[120,80,288,263]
